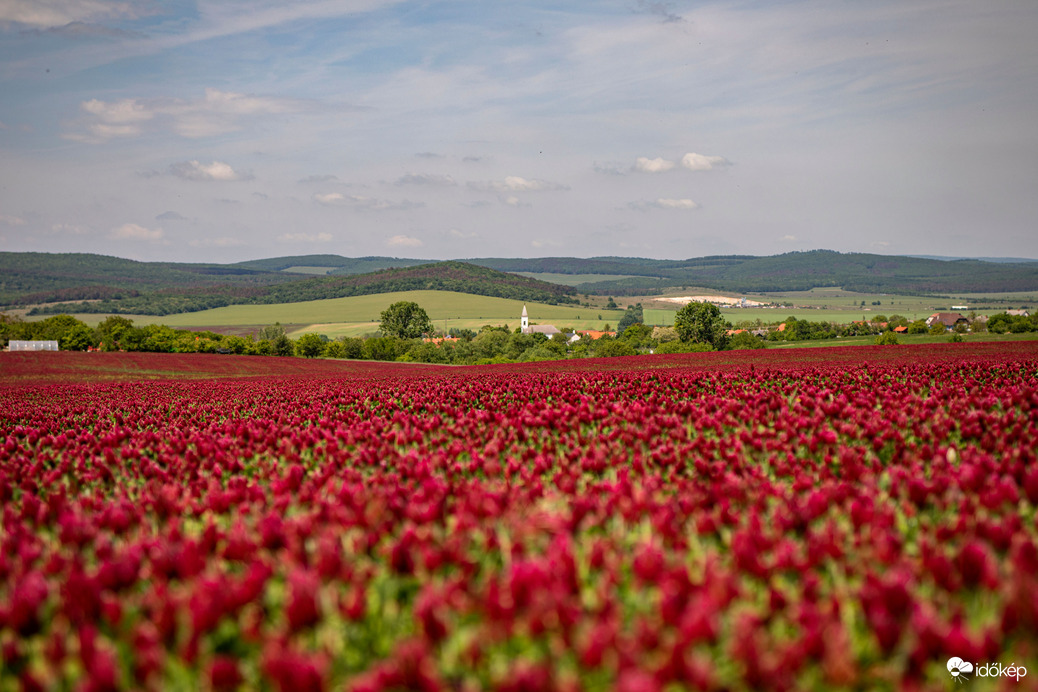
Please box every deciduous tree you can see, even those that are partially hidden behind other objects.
[379,301,433,339]
[674,301,732,350]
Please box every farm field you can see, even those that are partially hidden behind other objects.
[2,342,1037,690]
[636,288,1036,327]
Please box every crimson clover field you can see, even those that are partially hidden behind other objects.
[1,343,1037,691]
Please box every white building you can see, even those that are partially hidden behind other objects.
[520,305,562,338]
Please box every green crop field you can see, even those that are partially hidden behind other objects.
[40,290,627,338]
[280,266,336,275]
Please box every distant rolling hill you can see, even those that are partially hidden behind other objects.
[7,249,1038,318]
[469,251,1038,295]
[23,260,578,316]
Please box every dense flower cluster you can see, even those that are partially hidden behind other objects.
[1,343,1037,690]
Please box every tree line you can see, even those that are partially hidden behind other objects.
[6,304,1035,363]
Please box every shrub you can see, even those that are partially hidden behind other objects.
[655,340,714,354]
[729,332,766,350]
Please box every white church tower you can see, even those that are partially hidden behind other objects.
[521,304,529,333]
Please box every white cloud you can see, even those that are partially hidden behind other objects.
[51,223,89,234]
[449,228,479,239]
[0,214,26,226]
[313,192,421,211]
[82,98,152,124]
[169,160,248,181]
[169,88,297,138]
[780,234,797,242]
[313,192,347,205]
[633,157,676,173]
[278,232,333,243]
[681,152,729,171]
[109,223,164,241]
[188,237,244,247]
[469,176,568,192]
[396,173,456,186]
[65,88,302,142]
[656,198,698,209]
[630,198,700,211]
[657,198,699,210]
[0,0,140,28]
[631,154,728,174]
[531,239,561,248]
[387,234,423,247]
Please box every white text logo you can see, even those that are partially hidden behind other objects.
[948,657,1027,683]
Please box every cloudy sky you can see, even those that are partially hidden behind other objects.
[1,1,1036,262]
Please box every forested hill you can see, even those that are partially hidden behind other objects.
[468,251,1038,294]
[24,261,578,316]
[0,252,292,307]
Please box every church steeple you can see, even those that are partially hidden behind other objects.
[521,304,529,332]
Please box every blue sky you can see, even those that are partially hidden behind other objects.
[1,0,1036,262]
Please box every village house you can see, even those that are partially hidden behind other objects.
[573,329,616,343]
[421,336,459,346]
[925,312,969,331]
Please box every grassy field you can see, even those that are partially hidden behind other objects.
[281,266,335,275]
[43,291,628,338]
